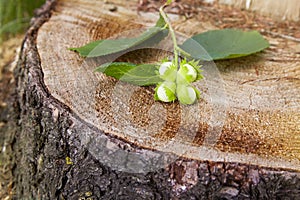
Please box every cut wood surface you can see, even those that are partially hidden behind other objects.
[217,0,300,21]
[37,0,300,170]
[13,0,300,198]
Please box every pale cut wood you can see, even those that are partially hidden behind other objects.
[217,0,300,21]
[36,0,300,171]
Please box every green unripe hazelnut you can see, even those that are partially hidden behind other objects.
[177,63,197,84]
[155,81,176,102]
[159,62,177,82]
[177,84,197,105]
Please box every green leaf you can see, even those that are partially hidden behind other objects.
[180,29,270,61]
[95,62,136,79]
[70,16,168,58]
[90,27,168,57]
[95,62,163,86]
[166,0,173,5]
[155,14,167,28]
[69,40,103,57]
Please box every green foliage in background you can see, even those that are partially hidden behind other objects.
[0,0,45,42]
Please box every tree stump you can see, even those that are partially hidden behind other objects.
[13,0,300,199]
[217,0,300,21]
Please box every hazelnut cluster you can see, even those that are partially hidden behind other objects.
[154,59,203,105]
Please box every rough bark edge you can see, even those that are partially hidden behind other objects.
[12,0,300,199]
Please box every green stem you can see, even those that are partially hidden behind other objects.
[176,46,191,58]
[159,5,179,69]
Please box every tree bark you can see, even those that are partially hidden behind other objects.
[12,0,300,199]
